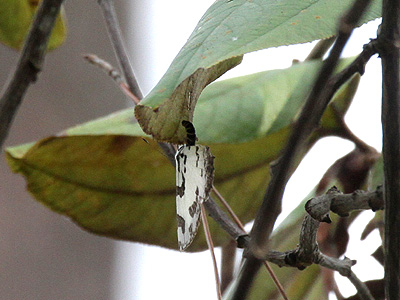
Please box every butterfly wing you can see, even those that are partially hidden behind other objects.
[175,145,214,251]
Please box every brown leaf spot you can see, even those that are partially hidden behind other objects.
[107,136,134,155]
[29,0,40,7]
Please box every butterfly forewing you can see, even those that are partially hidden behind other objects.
[175,145,214,251]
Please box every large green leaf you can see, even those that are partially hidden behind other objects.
[0,0,66,50]
[135,0,381,143]
[6,59,359,252]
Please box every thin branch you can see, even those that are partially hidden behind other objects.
[347,271,376,300]
[204,197,248,244]
[97,0,143,100]
[0,0,65,149]
[212,186,245,230]
[378,0,400,298]
[305,186,384,223]
[230,256,263,300]
[83,54,140,104]
[232,1,374,297]
[221,240,237,293]
[201,203,222,300]
[262,261,289,300]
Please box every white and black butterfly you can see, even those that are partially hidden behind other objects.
[175,121,214,251]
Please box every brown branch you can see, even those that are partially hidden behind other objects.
[0,0,65,149]
[221,240,237,293]
[232,1,375,297]
[305,186,384,223]
[204,197,249,245]
[347,271,376,300]
[263,186,383,270]
[97,0,143,100]
[378,0,400,298]
[230,187,383,300]
[256,185,382,300]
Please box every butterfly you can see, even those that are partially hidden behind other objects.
[175,121,214,251]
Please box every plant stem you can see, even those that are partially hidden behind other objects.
[97,0,143,100]
[0,0,65,149]
[221,241,236,293]
[379,0,400,298]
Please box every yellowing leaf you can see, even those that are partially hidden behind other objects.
[6,59,360,251]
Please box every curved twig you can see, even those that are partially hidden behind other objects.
[97,0,143,101]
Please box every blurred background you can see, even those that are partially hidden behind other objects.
[0,1,383,299]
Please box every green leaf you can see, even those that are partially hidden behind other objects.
[0,0,66,50]
[6,59,360,252]
[135,0,381,143]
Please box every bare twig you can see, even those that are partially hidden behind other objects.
[0,0,65,148]
[257,185,382,300]
[204,197,248,244]
[83,54,140,104]
[378,0,400,298]
[201,203,222,300]
[229,256,263,300]
[232,1,374,297]
[347,271,376,300]
[221,240,237,293]
[212,186,244,229]
[264,186,383,270]
[97,0,143,100]
[262,261,289,300]
[305,186,384,223]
